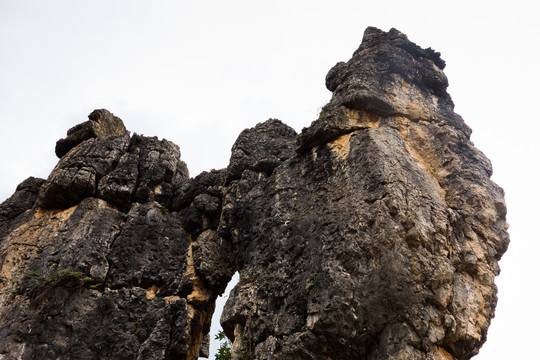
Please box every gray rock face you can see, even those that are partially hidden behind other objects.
[227,119,297,180]
[0,27,508,360]
[0,114,227,360]
[40,131,189,210]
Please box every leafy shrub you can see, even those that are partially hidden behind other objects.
[215,330,231,360]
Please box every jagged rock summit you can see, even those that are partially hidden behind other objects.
[0,27,508,360]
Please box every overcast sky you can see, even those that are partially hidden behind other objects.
[1,1,538,358]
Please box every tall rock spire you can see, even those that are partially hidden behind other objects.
[222,27,509,359]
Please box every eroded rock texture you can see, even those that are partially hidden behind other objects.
[0,28,508,360]
[0,110,234,360]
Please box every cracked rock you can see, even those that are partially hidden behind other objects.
[0,27,508,360]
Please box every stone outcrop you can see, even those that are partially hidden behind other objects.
[55,109,127,158]
[0,27,508,360]
[0,110,229,359]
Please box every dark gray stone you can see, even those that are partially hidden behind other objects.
[55,109,127,158]
[228,119,297,180]
[0,27,508,360]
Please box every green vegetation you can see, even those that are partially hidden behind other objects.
[214,329,253,359]
[215,330,231,360]
[305,279,315,290]
[23,270,46,282]
[159,205,170,214]
[21,268,101,306]
[237,334,251,359]
[58,268,85,278]
[24,268,97,286]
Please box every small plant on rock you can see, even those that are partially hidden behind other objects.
[21,268,100,307]
[215,330,231,360]
[23,270,46,282]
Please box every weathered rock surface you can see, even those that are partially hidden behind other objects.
[0,27,508,360]
[0,111,230,359]
[55,109,127,158]
[220,27,509,360]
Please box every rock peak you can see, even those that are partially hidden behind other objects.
[55,108,127,158]
[359,27,446,69]
[301,27,457,153]
[326,27,448,108]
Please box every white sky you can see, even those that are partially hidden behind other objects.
[0,1,538,359]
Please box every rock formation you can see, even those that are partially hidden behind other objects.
[0,27,508,360]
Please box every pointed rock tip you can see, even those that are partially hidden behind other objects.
[55,109,128,158]
[326,26,448,100]
[357,27,445,69]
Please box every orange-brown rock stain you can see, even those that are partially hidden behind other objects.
[185,304,207,360]
[184,238,211,305]
[348,109,380,128]
[144,285,160,300]
[395,79,439,121]
[396,118,447,201]
[0,205,79,296]
[182,236,215,359]
[328,133,352,161]
[437,346,457,360]
[35,204,78,220]
[329,110,384,160]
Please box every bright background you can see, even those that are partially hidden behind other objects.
[1,1,537,358]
